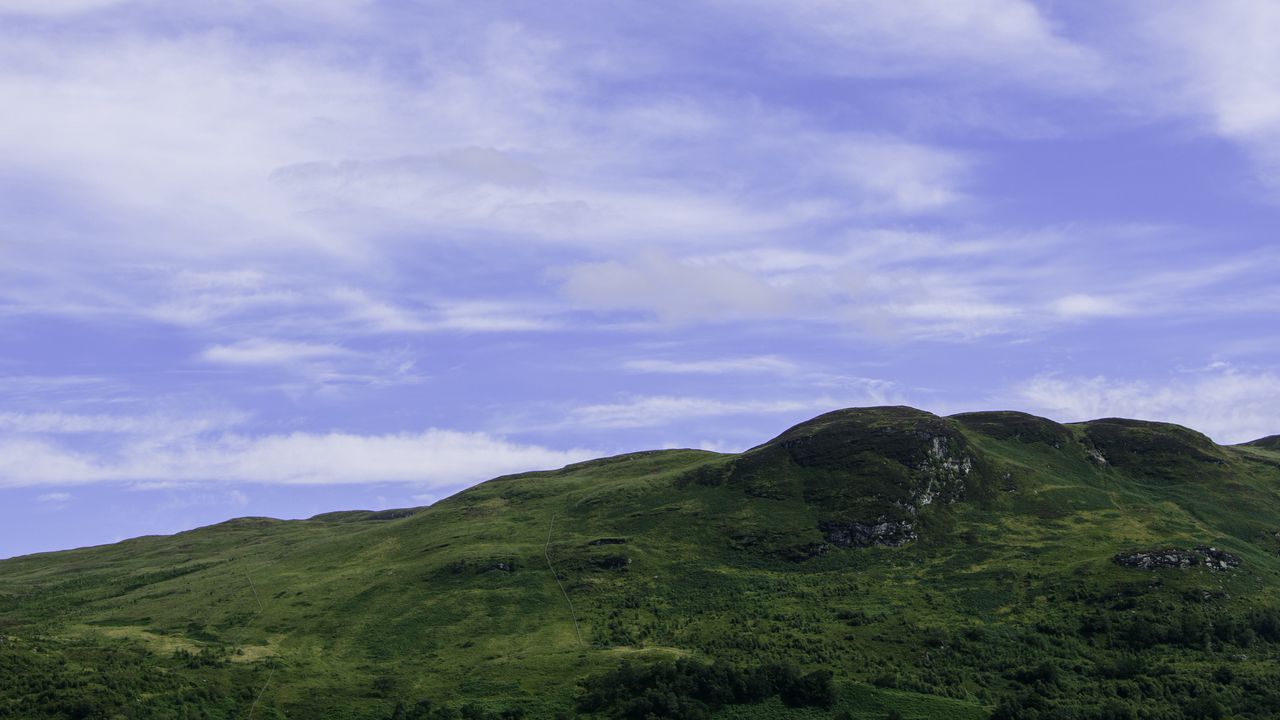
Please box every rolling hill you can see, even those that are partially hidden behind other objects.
[5,406,1280,719]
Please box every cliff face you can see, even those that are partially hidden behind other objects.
[727,407,978,546]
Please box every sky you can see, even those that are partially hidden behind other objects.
[2,0,1280,558]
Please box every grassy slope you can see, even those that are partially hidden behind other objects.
[4,407,1280,718]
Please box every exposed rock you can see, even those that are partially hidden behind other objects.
[587,537,628,546]
[1195,546,1242,570]
[821,519,917,548]
[1114,546,1240,572]
[1085,446,1108,466]
[1113,548,1199,570]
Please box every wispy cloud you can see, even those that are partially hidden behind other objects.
[563,250,796,324]
[0,411,244,436]
[623,356,800,375]
[0,429,595,488]
[1014,366,1280,444]
[1131,1,1280,196]
[562,386,900,430]
[726,0,1105,90]
[199,339,354,367]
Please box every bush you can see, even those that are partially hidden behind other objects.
[577,658,836,719]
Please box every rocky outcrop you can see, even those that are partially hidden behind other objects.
[1113,546,1240,572]
[821,519,917,548]
[729,407,981,550]
[1196,546,1242,571]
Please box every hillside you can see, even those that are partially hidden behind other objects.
[5,406,1280,719]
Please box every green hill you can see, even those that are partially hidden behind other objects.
[5,406,1280,719]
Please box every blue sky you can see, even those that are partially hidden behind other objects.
[3,0,1280,558]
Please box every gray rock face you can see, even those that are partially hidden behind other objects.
[1114,546,1241,571]
[1196,546,1242,570]
[731,408,980,550]
[820,519,917,548]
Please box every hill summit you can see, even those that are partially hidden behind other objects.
[4,406,1280,719]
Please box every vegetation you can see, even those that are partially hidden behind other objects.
[577,659,835,718]
[4,406,1280,718]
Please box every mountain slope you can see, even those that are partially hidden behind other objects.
[4,406,1280,719]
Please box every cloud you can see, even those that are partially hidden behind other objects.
[199,339,354,367]
[824,136,972,214]
[36,492,71,503]
[329,289,558,334]
[0,0,375,18]
[562,250,795,323]
[623,356,800,375]
[1014,367,1280,444]
[0,0,125,16]
[727,0,1105,90]
[0,429,596,488]
[0,411,244,436]
[1049,294,1132,319]
[1132,1,1280,195]
[560,239,1026,338]
[563,386,899,430]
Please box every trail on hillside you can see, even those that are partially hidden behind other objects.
[544,514,584,647]
[238,568,275,719]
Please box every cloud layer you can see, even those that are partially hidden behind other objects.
[0,424,594,488]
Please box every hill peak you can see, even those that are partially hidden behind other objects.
[1241,434,1280,451]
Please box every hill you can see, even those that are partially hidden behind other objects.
[4,406,1280,719]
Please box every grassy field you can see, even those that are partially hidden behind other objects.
[4,406,1280,718]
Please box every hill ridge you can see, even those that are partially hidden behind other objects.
[5,405,1280,719]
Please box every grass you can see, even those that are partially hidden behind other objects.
[4,407,1280,718]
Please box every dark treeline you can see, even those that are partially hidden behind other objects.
[384,658,835,720]
[577,658,835,719]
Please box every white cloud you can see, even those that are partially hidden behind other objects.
[1015,367,1280,444]
[624,356,800,375]
[562,250,795,323]
[827,137,971,213]
[564,387,899,429]
[199,339,354,367]
[728,0,1105,90]
[0,429,595,488]
[1133,1,1280,195]
[36,492,72,503]
[1050,294,1132,318]
[0,376,111,402]
[0,0,125,16]
[0,411,244,436]
[0,0,374,17]
[331,290,558,334]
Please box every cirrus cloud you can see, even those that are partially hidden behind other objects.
[0,428,595,488]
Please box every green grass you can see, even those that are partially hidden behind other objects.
[4,407,1280,718]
